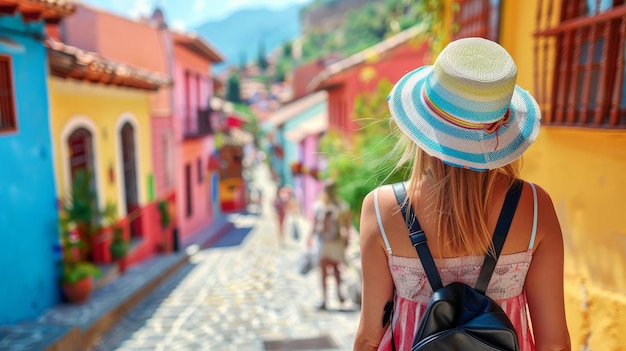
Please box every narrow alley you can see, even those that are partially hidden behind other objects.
[90,164,362,351]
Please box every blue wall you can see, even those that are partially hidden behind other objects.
[0,14,60,324]
[280,101,327,187]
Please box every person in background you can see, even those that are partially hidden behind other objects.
[273,185,298,246]
[308,179,351,310]
[354,38,570,350]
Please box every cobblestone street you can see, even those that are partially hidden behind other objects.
[90,165,362,351]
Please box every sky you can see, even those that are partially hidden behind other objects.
[79,0,310,31]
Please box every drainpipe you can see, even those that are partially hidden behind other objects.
[156,13,180,250]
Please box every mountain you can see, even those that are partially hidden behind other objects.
[195,5,304,72]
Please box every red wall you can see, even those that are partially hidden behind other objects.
[325,40,431,137]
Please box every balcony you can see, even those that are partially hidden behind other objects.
[183,107,212,139]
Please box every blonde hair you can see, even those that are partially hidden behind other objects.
[398,136,520,257]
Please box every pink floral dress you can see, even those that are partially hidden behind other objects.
[373,184,538,351]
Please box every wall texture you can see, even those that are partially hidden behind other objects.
[0,14,59,324]
[49,78,153,213]
[498,1,626,349]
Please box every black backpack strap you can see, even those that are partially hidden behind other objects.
[392,182,444,291]
[474,179,524,293]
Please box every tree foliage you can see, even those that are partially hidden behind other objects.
[257,41,269,72]
[319,79,411,228]
[300,0,443,62]
[226,73,242,104]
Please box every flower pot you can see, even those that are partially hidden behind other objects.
[62,276,93,303]
[110,240,128,260]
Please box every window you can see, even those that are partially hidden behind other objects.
[535,0,626,127]
[184,70,192,134]
[197,157,202,183]
[185,163,193,217]
[0,56,16,133]
[196,74,202,109]
[453,0,501,42]
[68,128,95,181]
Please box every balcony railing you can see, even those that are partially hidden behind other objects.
[183,107,212,139]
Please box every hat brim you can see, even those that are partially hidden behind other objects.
[388,66,541,170]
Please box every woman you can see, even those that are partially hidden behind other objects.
[274,185,296,245]
[308,179,351,310]
[354,38,570,350]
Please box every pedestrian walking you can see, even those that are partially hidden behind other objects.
[307,179,351,310]
[273,185,298,246]
[354,38,570,350]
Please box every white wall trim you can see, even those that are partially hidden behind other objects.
[114,112,145,217]
[59,115,104,209]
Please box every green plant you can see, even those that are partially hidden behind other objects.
[58,218,102,283]
[110,221,129,260]
[157,200,172,230]
[319,80,411,229]
[60,169,102,261]
[110,240,128,260]
[61,261,102,285]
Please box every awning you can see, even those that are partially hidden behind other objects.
[284,109,328,142]
[266,91,327,127]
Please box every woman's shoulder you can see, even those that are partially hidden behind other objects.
[361,184,399,212]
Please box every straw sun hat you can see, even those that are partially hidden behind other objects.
[388,37,541,171]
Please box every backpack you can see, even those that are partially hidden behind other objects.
[316,203,341,242]
[390,181,522,351]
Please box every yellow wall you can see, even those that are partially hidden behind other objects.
[522,129,626,350]
[49,78,154,216]
[498,1,626,349]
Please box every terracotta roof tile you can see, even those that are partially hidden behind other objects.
[0,0,76,23]
[47,39,172,91]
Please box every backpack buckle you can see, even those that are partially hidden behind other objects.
[410,231,427,247]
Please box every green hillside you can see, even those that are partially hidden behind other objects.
[194,5,304,72]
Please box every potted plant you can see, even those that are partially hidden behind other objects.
[99,203,125,260]
[109,225,128,261]
[107,217,129,274]
[61,261,102,303]
[61,169,101,261]
[157,200,172,252]
[59,220,102,303]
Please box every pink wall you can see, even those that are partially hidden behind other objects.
[172,37,216,240]
[177,138,215,239]
[151,118,175,198]
[300,134,324,218]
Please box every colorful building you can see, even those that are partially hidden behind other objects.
[60,4,225,250]
[0,0,75,324]
[309,25,431,138]
[214,118,254,213]
[437,0,626,348]
[265,91,328,217]
[170,30,225,240]
[59,4,178,261]
[46,39,170,267]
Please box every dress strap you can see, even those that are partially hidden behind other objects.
[528,182,538,251]
[374,187,392,255]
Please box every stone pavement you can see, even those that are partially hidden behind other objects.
[89,165,363,351]
[0,215,234,351]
